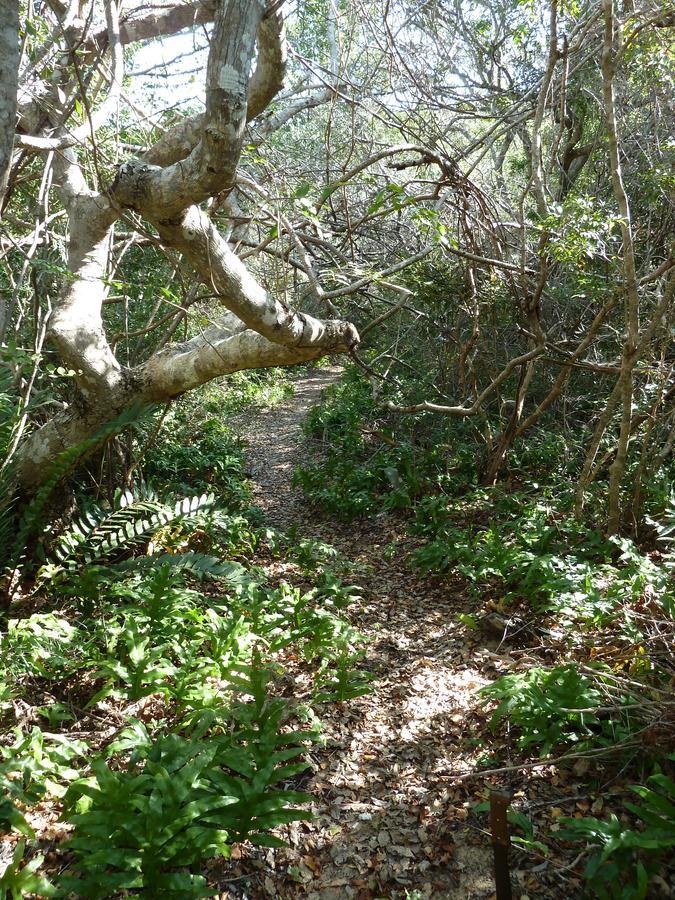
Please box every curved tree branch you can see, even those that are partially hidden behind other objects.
[143,4,287,167]
[12,0,358,495]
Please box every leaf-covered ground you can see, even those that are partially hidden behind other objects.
[220,369,586,899]
[3,370,670,898]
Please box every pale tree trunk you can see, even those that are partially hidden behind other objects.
[480,0,557,484]
[602,0,641,535]
[0,0,19,213]
[574,282,673,519]
[12,0,359,494]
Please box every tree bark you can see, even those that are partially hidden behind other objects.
[602,0,642,535]
[11,0,359,494]
[0,0,20,214]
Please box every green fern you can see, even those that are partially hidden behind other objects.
[0,367,22,589]
[0,369,21,605]
[41,550,249,588]
[106,551,250,583]
[4,403,153,582]
[50,489,217,569]
[654,490,675,573]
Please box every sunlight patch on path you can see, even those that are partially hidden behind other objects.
[233,366,496,899]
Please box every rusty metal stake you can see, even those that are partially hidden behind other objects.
[490,789,512,900]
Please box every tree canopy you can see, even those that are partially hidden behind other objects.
[0,1,674,896]
[1,0,672,532]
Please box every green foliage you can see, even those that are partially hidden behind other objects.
[1,402,153,582]
[294,368,452,519]
[211,368,293,414]
[409,495,672,628]
[0,726,89,844]
[474,802,549,856]
[0,840,56,899]
[143,415,250,506]
[49,488,217,569]
[5,2,675,895]
[290,358,672,898]
[0,471,369,895]
[186,509,262,559]
[61,714,314,898]
[139,372,291,508]
[1,610,86,682]
[542,196,624,266]
[480,665,635,756]
[104,550,252,582]
[314,646,374,702]
[651,488,675,575]
[0,363,21,571]
[67,564,244,708]
[559,769,675,899]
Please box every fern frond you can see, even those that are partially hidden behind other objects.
[7,402,154,577]
[0,367,21,576]
[52,491,217,567]
[107,551,250,583]
[0,366,18,462]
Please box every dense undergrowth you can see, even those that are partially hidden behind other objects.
[2,359,674,898]
[0,369,370,898]
[296,364,675,899]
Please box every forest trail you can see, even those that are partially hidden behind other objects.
[234,368,498,900]
[239,367,344,532]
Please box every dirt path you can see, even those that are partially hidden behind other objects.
[239,367,344,532]
[233,368,499,900]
